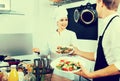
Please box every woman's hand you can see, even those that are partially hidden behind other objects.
[32,48,40,54]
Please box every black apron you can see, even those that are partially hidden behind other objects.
[93,15,120,81]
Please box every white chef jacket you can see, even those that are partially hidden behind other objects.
[96,13,120,71]
[40,29,78,57]
[40,29,78,80]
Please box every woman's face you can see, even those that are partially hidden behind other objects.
[57,17,68,30]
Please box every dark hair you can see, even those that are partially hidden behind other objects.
[99,0,120,10]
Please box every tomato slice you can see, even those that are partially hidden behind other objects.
[69,67,73,71]
[60,60,64,62]
[66,61,70,64]
[62,68,68,71]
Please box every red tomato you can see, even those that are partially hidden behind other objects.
[60,60,64,62]
[62,68,68,71]
[69,67,73,71]
[66,61,70,64]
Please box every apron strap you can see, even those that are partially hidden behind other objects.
[102,15,119,36]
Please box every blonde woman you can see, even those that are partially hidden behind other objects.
[33,6,78,80]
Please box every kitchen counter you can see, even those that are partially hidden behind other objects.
[51,74,72,81]
[44,74,72,81]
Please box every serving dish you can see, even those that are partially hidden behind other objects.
[56,46,74,55]
[50,57,81,73]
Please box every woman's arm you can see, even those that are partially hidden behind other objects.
[73,46,95,61]
[75,64,120,79]
[90,64,120,78]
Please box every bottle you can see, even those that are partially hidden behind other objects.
[2,70,8,81]
[24,65,36,81]
[18,69,24,81]
[8,65,19,81]
[1,68,8,81]
[0,72,3,81]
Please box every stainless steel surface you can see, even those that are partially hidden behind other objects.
[0,33,33,56]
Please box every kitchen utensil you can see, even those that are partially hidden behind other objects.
[4,59,31,66]
[0,55,7,61]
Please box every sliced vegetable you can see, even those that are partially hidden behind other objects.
[56,59,81,71]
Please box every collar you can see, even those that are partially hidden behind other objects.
[56,29,67,33]
[103,13,119,25]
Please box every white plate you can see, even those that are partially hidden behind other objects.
[50,56,81,73]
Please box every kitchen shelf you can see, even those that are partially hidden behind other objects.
[50,0,84,6]
[0,10,25,15]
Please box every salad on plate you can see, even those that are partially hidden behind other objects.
[56,46,74,55]
[50,57,81,73]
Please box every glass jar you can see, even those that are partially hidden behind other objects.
[24,66,36,81]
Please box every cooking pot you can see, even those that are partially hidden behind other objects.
[34,56,53,81]
[34,55,53,73]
